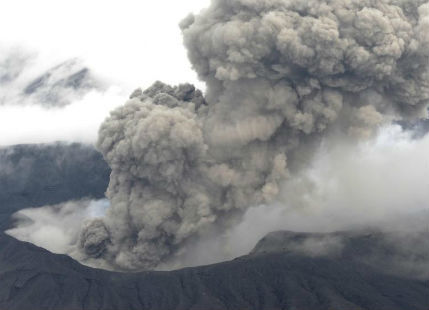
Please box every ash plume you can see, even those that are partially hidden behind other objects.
[80,0,429,270]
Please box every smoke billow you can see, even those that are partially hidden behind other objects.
[79,0,429,270]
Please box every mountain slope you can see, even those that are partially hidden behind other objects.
[0,231,428,310]
[0,143,110,230]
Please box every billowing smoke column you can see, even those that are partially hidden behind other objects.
[80,0,429,270]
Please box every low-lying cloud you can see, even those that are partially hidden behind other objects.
[0,88,125,146]
[155,125,429,269]
[6,126,429,273]
[7,199,109,256]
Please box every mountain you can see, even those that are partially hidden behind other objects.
[252,230,429,281]
[0,53,104,107]
[0,143,110,230]
[22,59,102,107]
[0,230,428,310]
[0,143,428,310]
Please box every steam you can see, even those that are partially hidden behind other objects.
[7,125,429,273]
[210,125,429,260]
[157,125,429,270]
[250,230,429,280]
[79,0,429,270]
[7,199,109,255]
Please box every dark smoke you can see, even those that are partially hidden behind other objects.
[80,0,429,270]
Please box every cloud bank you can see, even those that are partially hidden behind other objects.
[0,47,126,146]
[7,200,109,256]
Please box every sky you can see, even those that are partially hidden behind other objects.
[0,0,209,87]
[0,0,209,146]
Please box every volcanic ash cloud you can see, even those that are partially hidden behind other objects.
[79,0,429,270]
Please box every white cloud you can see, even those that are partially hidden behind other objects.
[7,199,109,255]
[0,87,125,145]
[0,0,209,146]
[0,0,209,89]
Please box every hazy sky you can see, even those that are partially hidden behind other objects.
[0,0,209,146]
[0,0,209,87]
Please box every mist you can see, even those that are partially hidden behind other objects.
[156,125,429,268]
[8,125,429,271]
[6,199,109,259]
[224,125,429,256]
[0,88,125,145]
[0,0,209,147]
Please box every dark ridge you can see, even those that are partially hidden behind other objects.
[23,60,92,95]
[0,143,110,230]
[63,68,90,89]
[21,58,101,107]
[23,73,50,95]
[0,231,428,310]
[251,230,429,280]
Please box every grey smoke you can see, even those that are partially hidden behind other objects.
[153,125,429,270]
[80,0,429,270]
[210,125,429,260]
[8,126,429,273]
